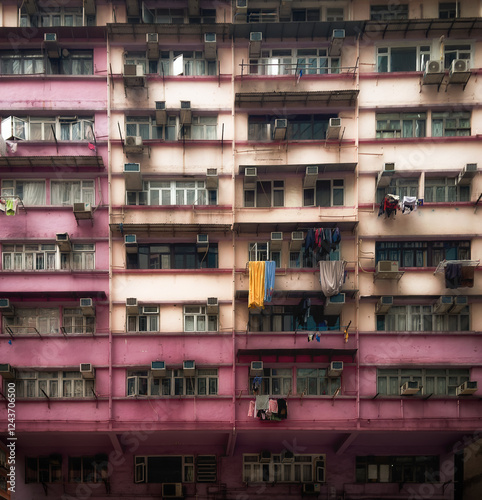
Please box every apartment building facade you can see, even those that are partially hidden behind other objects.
[0,1,481,499]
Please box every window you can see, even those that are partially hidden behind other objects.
[439,2,460,19]
[356,456,439,483]
[375,241,470,267]
[1,180,46,205]
[12,371,94,398]
[20,6,94,27]
[127,306,159,332]
[244,181,284,207]
[376,112,427,138]
[0,51,44,75]
[376,177,419,203]
[62,308,95,335]
[51,180,95,206]
[370,4,409,21]
[1,116,94,140]
[292,9,320,22]
[432,111,471,137]
[68,455,108,483]
[444,44,471,69]
[26,456,62,483]
[2,243,56,271]
[297,368,341,396]
[249,305,340,332]
[326,8,345,21]
[127,370,218,397]
[135,456,194,483]
[248,242,280,267]
[247,9,278,23]
[376,305,469,332]
[142,7,185,24]
[289,246,340,268]
[184,306,217,332]
[304,179,344,207]
[126,116,156,140]
[243,454,325,483]
[62,243,95,271]
[247,115,334,141]
[126,243,218,270]
[4,307,59,335]
[189,9,217,24]
[377,46,431,72]
[47,51,94,75]
[424,177,470,202]
[184,116,217,140]
[126,180,217,206]
[377,369,469,396]
[249,368,292,396]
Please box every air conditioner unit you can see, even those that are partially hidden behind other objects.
[450,296,468,314]
[146,33,159,59]
[206,297,219,314]
[259,451,271,463]
[250,361,263,376]
[123,64,145,87]
[458,163,477,186]
[73,202,92,220]
[290,231,304,251]
[126,297,139,314]
[155,101,167,125]
[244,167,257,188]
[425,60,443,74]
[450,59,469,75]
[270,232,283,251]
[204,33,217,60]
[281,449,294,463]
[273,118,287,140]
[183,360,196,374]
[123,162,143,191]
[433,295,454,314]
[236,0,247,9]
[151,360,167,377]
[124,136,144,154]
[324,293,345,315]
[180,101,192,125]
[197,234,209,252]
[0,363,16,379]
[376,296,393,314]
[162,483,183,498]
[304,166,319,188]
[44,33,57,42]
[400,381,420,395]
[0,298,15,317]
[80,363,95,379]
[329,29,345,56]
[249,32,263,58]
[302,483,321,495]
[326,117,342,140]
[56,232,71,251]
[377,162,395,188]
[124,234,138,253]
[375,261,401,279]
[146,32,158,43]
[206,168,219,189]
[456,381,477,396]
[328,361,343,377]
[80,298,95,316]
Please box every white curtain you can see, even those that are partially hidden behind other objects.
[23,181,45,205]
[319,261,346,297]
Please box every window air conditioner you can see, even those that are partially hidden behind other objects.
[450,59,469,75]
[376,162,395,188]
[326,117,342,140]
[433,295,453,314]
[270,232,283,250]
[290,231,304,251]
[80,298,95,316]
[123,163,143,191]
[126,297,139,314]
[73,202,91,214]
[273,118,287,140]
[124,136,144,154]
[124,234,138,253]
[304,166,319,188]
[123,64,145,87]
[324,293,345,315]
[450,295,468,314]
[151,360,167,377]
[146,33,159,59]
[259,451,271,463]
[197,234,209,252]
[180,101,192,125]
[206,297,219,314]
[328,361,343,377]
[204,33,217,60]
[0,363,16,379]
[329,29,345,57]
[155,100,167,125]
[80,363,95,379]
[456,381,477,396]
[250,361,263,376]
[400,381,420,395]
[236,0,247,9]
[146,33,158,43]
[302,483,321,495]
[375,261,400,279]
[249,32,262,58]
[183,360,196,374]
[458,163,477,186]
[56,232,71,252]
[0,298,15,317]
[281,449,294,463]
[376,296,393,314]
[244,167,257,188]
[206,168,219,189]
[162,483,183,498]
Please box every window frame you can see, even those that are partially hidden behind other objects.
[370,4,409,21]
[377,45,431,73]
[248,242,280,267]
[303,179,345,207]
[424,177,470,203]
[25,456,62,484]
[432,111,471,137]
[1,179,46,205]
[127,305,160,333]
[68,455,108,484]
[244,180,284,208]
[183,305,218,332]
[296,368,341,396]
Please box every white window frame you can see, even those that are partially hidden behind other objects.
[432,111,471,137]
[376,112,427,139]
[424,177,470,203]
[61,243,95,271]
[62,308,95,335]
[183,305,218,332]
[444,43,471,69]
[2,243,56,271]
[248,242,281,267]
[244,180,284,208]
[154,369,218,397]
[20,5,87,27]
[127,306,160,333]
[51,180,95,206]
[303,179,345,207]
[1,179,46,205]
[249,367,292,396]
[184,116,217,140]
[296,368,341,396]
[127,371,149,396]
[377,45,431,73]
[12,371,94,398]
[4,307,59,336]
